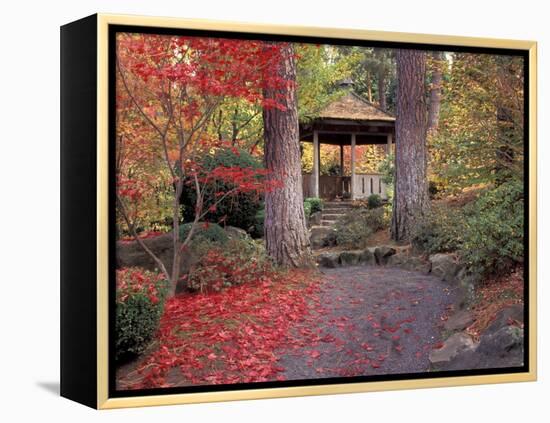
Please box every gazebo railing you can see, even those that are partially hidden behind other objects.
[353,173,388,200]
[302,173,387,200]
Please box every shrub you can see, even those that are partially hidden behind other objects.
[335,208,387,249]
[304,197,323,214]
[303,201,312,219]
[411,181,524,278]
[367,194,382,209]
[184,237,273,292]
[411,205,465,255]
[115,268,169,360]
[178,221,229,245]
[460,180,524,277]
[180,148,264,231]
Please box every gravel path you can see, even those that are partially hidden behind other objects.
[277,265,457,380]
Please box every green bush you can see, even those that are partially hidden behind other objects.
[304,197,323,214]
[185,237,273,292]
[303,201,312,219]
[180,148,264,232]
[178,222,228,245]
[115,268,169,360]
[411,205,465,255]
[411,181,524,278]
[367,194,382,209]
[460,181,524,277]
[335,208,387,249]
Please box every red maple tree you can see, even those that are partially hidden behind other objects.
[116,33,291,295]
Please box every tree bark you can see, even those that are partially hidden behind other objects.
[263,43,314,268]
[378,69,387,111]
[391,49,430,242]
[427,51,444,134]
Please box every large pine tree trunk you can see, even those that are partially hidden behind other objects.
[391,49,430,242]
[428,51,444,134]
[378,69,387,111]
[263,44,313,268]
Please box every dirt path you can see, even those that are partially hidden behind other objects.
[277,265,457,379]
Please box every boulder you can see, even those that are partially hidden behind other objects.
[309,211,322,227]
[444,310,474,332]
[386,254,405,267]
[434,305,525,371]
[454,268,479,309]
[360,249,376,266]
[429,332,477,364]
[485,304,524,334]
[429,253,460,281]
[310,226,337,249]
[340,250,361,266]
[317,252,341,268]
[374,246,397,265]
[117,232,199,292]
[478,326,524,359]
[224,225,248,240]
[387,254,431,273]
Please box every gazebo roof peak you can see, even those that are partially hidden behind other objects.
[317,91,395,122]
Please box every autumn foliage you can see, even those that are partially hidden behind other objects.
[116,33,295,293]
[118,269,322,388]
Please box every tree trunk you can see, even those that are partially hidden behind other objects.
[391,49,430,242]
[263,43,314,268]
[427,51,444,134]
[378,69,387,111]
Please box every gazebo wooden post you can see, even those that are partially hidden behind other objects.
[312,130,320,198]
[339,144,344,176]
[387,132,393,156]
[351,133,356,200]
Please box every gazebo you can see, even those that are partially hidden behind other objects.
[300,90,395,200]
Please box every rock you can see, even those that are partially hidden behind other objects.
[429,253,459,281]
[374,246,397,265]
[444,310,474,332]
[224,225,248,240]
[310,226,337,249]
[360,249,376,266]
[478,326,524,359]
[117,232,198,293]
[386,254,406,267]
[407,256,432,273]
[340,251,361,266]
[309,211,322,226]
[429,332,477,364]
[317,252,341,268]
[434,305,525,371]
[485,304,524,334]
[386,254,431,273]
[454,268,479,309]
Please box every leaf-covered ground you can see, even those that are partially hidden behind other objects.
[116,266,457,389]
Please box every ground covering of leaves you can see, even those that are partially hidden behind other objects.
[117,266,457,389]
[466,266,524,340]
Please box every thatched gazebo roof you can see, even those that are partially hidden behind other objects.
[300,92,395,145]
[318,91,395,122]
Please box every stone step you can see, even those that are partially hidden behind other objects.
[323,207,352,213]
[324,202,353,208]
[322,213,345,220]
[321,220,338,226]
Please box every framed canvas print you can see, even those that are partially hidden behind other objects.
[60,13,537,409]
